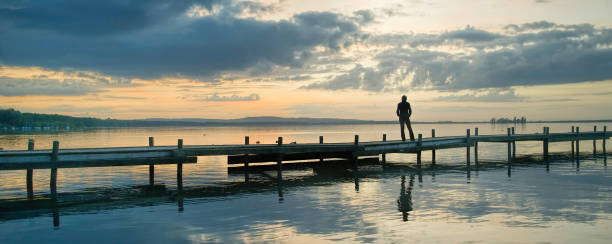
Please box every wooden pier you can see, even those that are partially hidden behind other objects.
[0,126,609,200]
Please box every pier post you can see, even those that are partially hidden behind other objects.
[431,129,436,165]
[603,126,607,164]
[512,127,516,160]
[474,128,479,167]
[319,136,324,163]
[466,129,471,166]
[507,128,512,163]
[148,137,155,186]
[382,134,387,164]
[353,135,359,168]
[50,141,59,201]
[244,136,249,182]
[571,126,575,159]
[543,127,549,161]
[593,126,597,155]
[576,127,580,161]
[277,137,283,181]
[27,139,34,200]
[177,139,183,193]
[416,134,422,167]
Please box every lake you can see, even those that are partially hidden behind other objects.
[0,123,611,243]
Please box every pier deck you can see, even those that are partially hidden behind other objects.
[0,126,608,200]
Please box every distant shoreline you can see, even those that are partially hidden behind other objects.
[2,108,611,131]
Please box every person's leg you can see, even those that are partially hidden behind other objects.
[407,119,415,141]
[399,117,406,141]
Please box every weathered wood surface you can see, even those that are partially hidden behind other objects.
[0,131,609,170]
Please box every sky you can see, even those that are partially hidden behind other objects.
[1,0,612,121]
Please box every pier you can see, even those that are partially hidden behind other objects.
[0,126,609,201]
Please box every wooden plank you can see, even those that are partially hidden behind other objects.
[0,157,196,170]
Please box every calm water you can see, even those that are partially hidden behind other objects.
[0,123,611,243]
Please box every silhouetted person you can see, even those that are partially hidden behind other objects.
[397,174,415,221]
[397,95,415,141]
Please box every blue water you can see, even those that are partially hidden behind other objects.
[0,123,611,243]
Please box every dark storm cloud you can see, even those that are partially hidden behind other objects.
[0,0,365,80]
[307,22,612,92]
[0,0,220,36]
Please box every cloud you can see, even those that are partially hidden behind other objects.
[504,21,557,32]
[0,77,102,96]
[307,22,612,92]
[0,0,366,80]
[203,93,260,101]
[45,104,112,113]
[0,66,131,96]
[436,88,525,103]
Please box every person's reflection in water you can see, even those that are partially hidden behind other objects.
[397,173,415,221]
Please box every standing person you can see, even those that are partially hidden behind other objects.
[396,95,415,141]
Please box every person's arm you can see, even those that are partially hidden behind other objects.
[408,103,412,117]
[396,104,400,117]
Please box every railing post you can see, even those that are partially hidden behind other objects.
[416,134,422,167]
[507,128,512,163]
[177,139,183,193]
[50,141,59,201]
[576,127,580,161]
[466,129,471,166]
[474,128,479,167]
[319,136,324,163]
[382,134,387,163]
[593,126,597,155]
[511,127,516,160]
[543,127,549,160]
[27,139,34,200]
[431,129,436,165]
[277,137,283,181]
[244,136,250,168]
[603,126,607,163]
[571,126,575,159]
[353,135,359,168]
[148,137,155,186]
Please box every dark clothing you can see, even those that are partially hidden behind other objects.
[399,116,415,141]
[397,101,414,141]
[396,102,411,117]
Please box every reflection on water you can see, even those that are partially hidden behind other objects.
[1,158,611,243]
[0,123,611,243]
[397,173,414,221]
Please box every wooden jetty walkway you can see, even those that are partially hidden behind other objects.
[0,126,609,201]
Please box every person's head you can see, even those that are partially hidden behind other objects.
[401,95,407,102]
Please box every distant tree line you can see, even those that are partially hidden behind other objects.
[0,108,205,129]
[490,116,527,124]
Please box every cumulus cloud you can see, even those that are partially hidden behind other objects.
[307,22,612,92]
[436,88,524,103]
[0,66,131,96]
[0,0,366,80]
[0,77,102,96]
[203,93,260,101]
